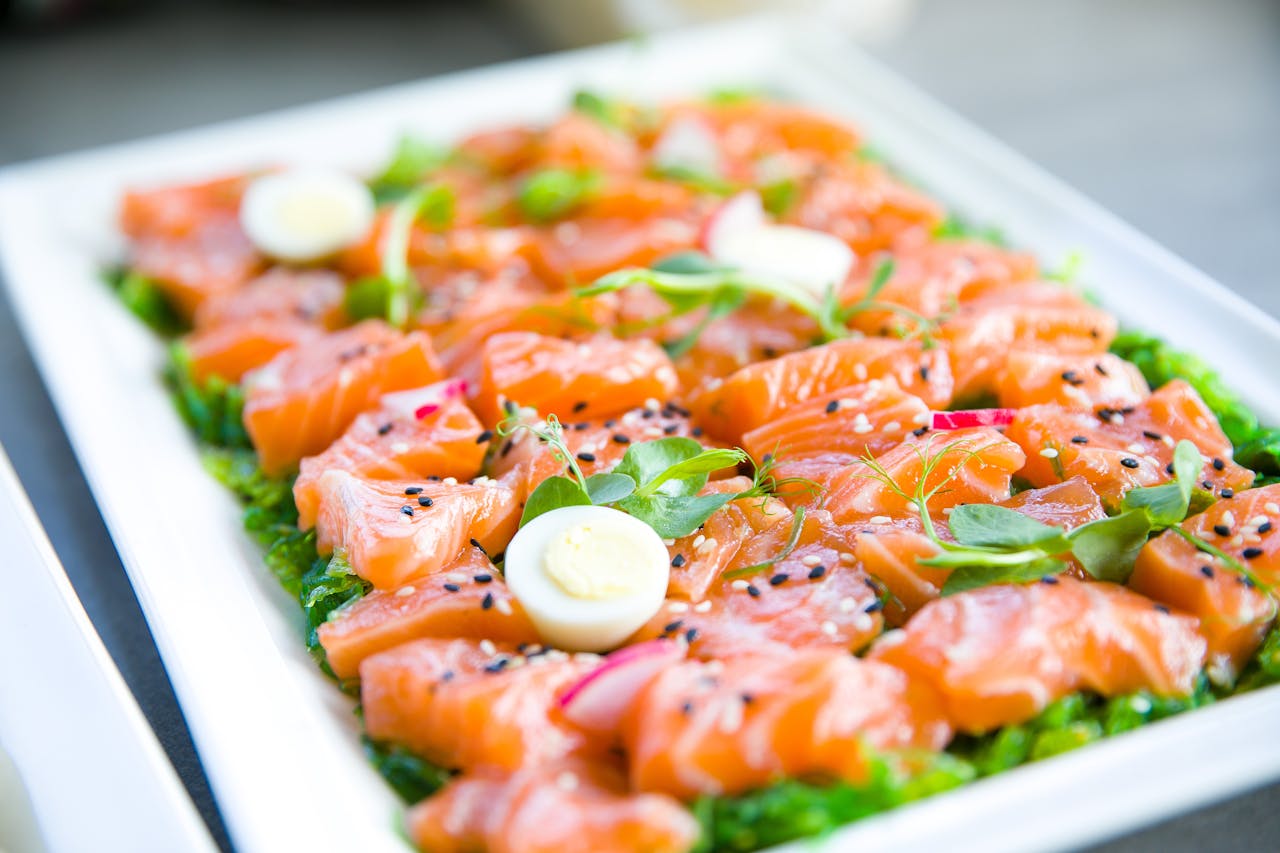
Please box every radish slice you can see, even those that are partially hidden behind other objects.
[380,378,468,421]
[702,190,855,298]
[558,639,685,733]
[701,190,767,257]
[652,115,722,177]
[930,408,1016,431]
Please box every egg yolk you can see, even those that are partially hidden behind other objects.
[542,520,655,600]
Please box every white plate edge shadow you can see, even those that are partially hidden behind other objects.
[1,14,1279,853]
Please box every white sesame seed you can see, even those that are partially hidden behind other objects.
[643,427,664,438]
[854,423,874,434]
[442,477,458,486]
[495,598,513,615]
[695,537,718,554]
[668,602,690,613]
[1230,535,1244,548]
[731,579,749,591]
[445,572,468,583]
[912,410,930,425]
[479,640,496,656]
[1251,515,1269,527]
[801,554,823,567]
[853,613,874,632]
[389,441,411,454]
[821,620,838,637]
[704,660,724,676]
[395,585,416,597]
[556,771,579,791]
[1267,503,1280,515]
[694,600,712,613]
[1039,448,1060,459]
[854,364,868,381]
[1222,511,1236,528]
[1126,443,1146,454]
[905,503,920,514]
[663,538,676,546]
[941,507,954,515]
[644,397,661,411]
[692,535,706,549]
[574,653,603,665]
[853,413,871,426]
[839,597,857,613]
[869,515,891,524]
[838,397,856,410]
[883,421,901,433]
[839,552,855,564]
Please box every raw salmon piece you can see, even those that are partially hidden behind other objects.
[1006,379,1253,505]
[242,320,444,475]
[783,159,944,256]
[1000,476,1108,530]
[456,125,541,175]
[313,472,519,589]
[120,173,249,240]
[361,638,597,771]
[871,577,1207,732]
[842,240,1039,336]
[294,391,488,530]
[185,318,320,384]
[1129,483,1280,682]
[129,215,262,320]
[528,215,701,285]
[937,284,1115,402]
[192,267,346,331]
[688,337,954,444]
[995,350,1149,409]
[741,377,931,465]
[474,331,680,424]
[407,760,699,853]
[317,548,538,680]
[490,406,703,505]
[624,649,951,799]
[636,508,883,657]
[823,427,1026,525]
[670,300,821,394]
[661,477,792,602]
[540,112,643,175]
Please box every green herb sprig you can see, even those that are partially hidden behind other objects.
[855,437,1217,593]
[498,414,769,538]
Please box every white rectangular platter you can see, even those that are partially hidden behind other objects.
[2,15,1279,853]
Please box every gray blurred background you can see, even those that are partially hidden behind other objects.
[2,1,1278,851]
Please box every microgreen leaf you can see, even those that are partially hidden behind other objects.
[651,250,732,276]
[380,183,455,327]
[941,558,1067,596]
[1067,511,1153,583]
[723,506,806,580]
[584,472,636,505]
[572,90,629,129]
[663,287,746,359]
[617,491,738,540]
[1121,440,1201,528]
[517,168,600,222]
[947,504,1069,549]
[612,437,708,497]
[371,135,450,199]
[635,446,748,498]
[520,476,591,526]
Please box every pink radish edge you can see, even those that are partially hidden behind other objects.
[930,408,1016,431]
[558,639,686,732]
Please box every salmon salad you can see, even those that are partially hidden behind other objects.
[108,91,1280,852]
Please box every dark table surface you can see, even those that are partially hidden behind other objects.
[1,1,1277,851]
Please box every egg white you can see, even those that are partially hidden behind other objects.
[504,505,670,652]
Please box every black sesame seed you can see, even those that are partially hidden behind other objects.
[612,433,631,444]
[1142,430,1163,441]
[1243,547,1264,559]
[428,475,442,482]
[680,701,694,715]
[1199,565,1215,579]
[1041,576,1060,585]
[919,365,931,381]
[1154,604,1171,614]
[1202,480,1214,490]
[378,422,394,436]
[1259,522,1273,534]
[769,573,788,586]
[441,670,455,682]
[576,452,597,463]
[470,538,488,555]
[443,583,461,592]
[863,577,880,591]
[746,584,761,597]
[474,574,493,584]
[684,628,699,643]
[1094,362,1110,376]
[484,658,508,673]
[418,496,434,507]
[502,400,517,415]
[572,401,588,413]
[807,564,827,580]
[405,486,424,495]
[501,439,515,457]
[1212,457,1225,471]
[400,505,415,516]
[865,600,884,613]
[912,426,929,437]
[604,419,617,428]
[825,400,839,414]
[1121,457,1140,469]
[1221,489,1235,498]
[641,409,655,419]
[476,430,494,444]
[1060,370,1084,386]
[1213,524,1231,537]
[481,592,495,610]
[663,423,680,435]
[1165,463,1176,475]
[573,422,590,431]
[671,554,686,568]
[1070,435,1089,444]
[740,693,755,704]
[691,427,704,438]
[664,620,684,634]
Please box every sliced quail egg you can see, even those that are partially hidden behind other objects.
[240,168,375,263]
